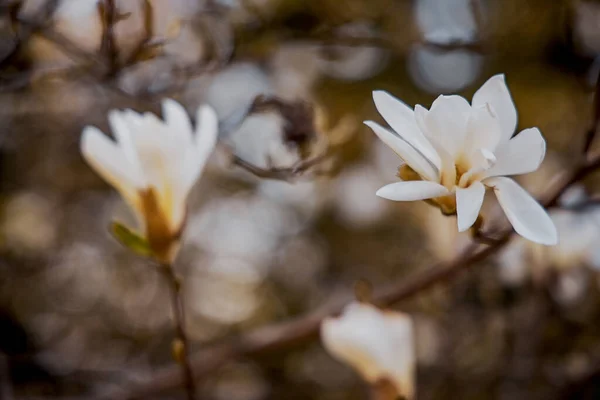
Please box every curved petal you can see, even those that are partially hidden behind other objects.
[383,311,415,400]
[417,95,471,158]
[484,128,546,178]
[485,177,558,245]
[472,74,517,143]
[171,104,219,226]
[376,181,449,201]
[320,303,414,399]
[456,181,485,232]
[121,110,185,231]
[464,103,502,158]
[365,121,439,182]
[372,90,441,169]
[108,111,146,184]
[80,126,143,215]
[194,105,219,174]
[162,99,194,148]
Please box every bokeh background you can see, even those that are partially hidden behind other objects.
[2,0,600,398]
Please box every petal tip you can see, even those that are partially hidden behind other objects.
[80,126,104,151]
[540,227,559,246]
[375,186,391,199]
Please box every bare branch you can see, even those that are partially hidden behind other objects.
[293,31,486,53]
[102,151,600,400]
[160,264,197,400]
[230,152,329,182]
[98,0,119,75]
[0,0,61,68]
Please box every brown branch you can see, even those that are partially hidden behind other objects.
[102,151,600,400]
[121,0,154,68]
[160,264,197,400]
[21,20,107,70]
[98,0,119,75]
[231,152,329,181]
[0,0,61,68]
[293,31,486,53]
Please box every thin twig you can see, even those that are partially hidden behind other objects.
[0,0,61,68]
[160,264,196,400]
[294,32,486,53]
[230,152,329,181]
[102,152,600,400]
[98,0,119,76]
[121,0,154,68]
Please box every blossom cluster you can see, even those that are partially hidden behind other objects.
[80,74,557,398]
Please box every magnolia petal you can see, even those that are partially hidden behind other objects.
[365,121,439,182]
[456,182,485,232]
[485,177,558,245]
[484,128,546,178]
[194,105,219,173]
[108,111,135,160]
[108,111,146,184]
[384,312,416,400]
[321,302,415,399]
[373,90,441,169]
[122,110,187,232]
[164,105,219,231]
[472,74,517,143]
[376,181,449,201]
[419,95,471,158]
[162,99,195,148]
[420,127,457,189]
[80,126,143,216]
[464,104,503,158]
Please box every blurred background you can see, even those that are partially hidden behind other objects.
[2,0,600,398]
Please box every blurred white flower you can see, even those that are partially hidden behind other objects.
[408,46,483,94]
[271,45,321,99]
[321,302,415,399]
[22,0,101,65]
[415,0,479,45]
[499,207,600,287]
[333,163,389,228]
[81,100,218,262]
[1,191,59,255]
[573,1,600,56]
[316,24,389,82]
[365,74,557,245]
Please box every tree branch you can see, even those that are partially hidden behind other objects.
[102,151,600,400]
[160,264,196,400]
[230,152,329,182]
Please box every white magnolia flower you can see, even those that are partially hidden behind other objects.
[321,302,415,399]
[81,99,218,262]
[365,74,558,245]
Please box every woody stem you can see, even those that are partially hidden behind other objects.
[162,264,196,400]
